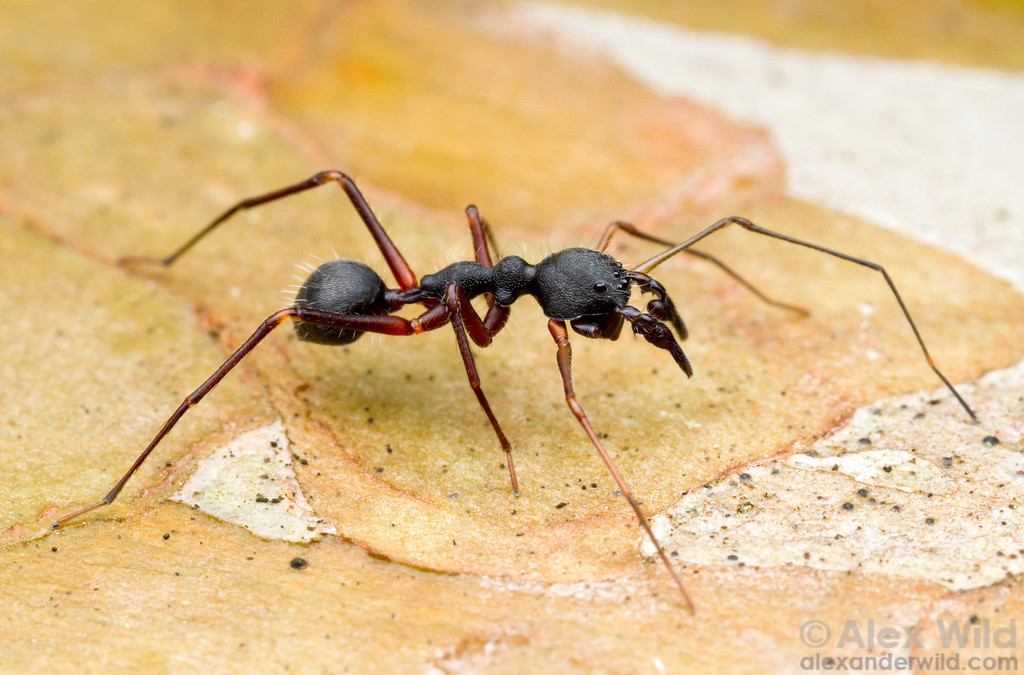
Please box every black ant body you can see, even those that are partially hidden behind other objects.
[53,171,977,613]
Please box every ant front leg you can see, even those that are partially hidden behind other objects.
[597,220,807,316]
[52,303,451,529]
[444,282,518,495]
[127,171,418,290]
[547,320,695,612]
[570,311,625,340]
[634,216,978,421]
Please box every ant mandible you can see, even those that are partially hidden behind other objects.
[52,170,977,613]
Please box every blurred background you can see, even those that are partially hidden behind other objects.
[1,1,1023,671]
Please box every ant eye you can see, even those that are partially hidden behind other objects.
[593,281,608,293]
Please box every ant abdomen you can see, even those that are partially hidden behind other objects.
[294,259,388,345]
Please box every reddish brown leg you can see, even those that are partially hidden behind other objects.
[465,205,512,334]
[634,216,977,422]
[598,220,807,315]
[548,319,695,612]
[465,205,502,266]
[127,171,418,290]
[569,311,625,340]
[445,282,509,347]
[483,303,511,335]
[52,303,451,529]
[445,283,519,495]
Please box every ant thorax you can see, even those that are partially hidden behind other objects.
[418,248,631,321]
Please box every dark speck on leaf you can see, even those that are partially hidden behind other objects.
[290,557,308,570]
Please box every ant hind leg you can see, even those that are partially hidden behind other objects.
[52,303,452,529]
[125,171,419,290]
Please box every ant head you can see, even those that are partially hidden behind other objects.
[532,248,631,320]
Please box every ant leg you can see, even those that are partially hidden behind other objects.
[597,220,654,252]
[52,303,452,529]
[570,312,625,340]
[547,319,695,612]
[465,205,503,266]
[598,220,807,315]
[483,303,511,335]
[128,171,418,290]
[445,283,519,495]
[635,216,977,422]
[465,205,512,333]
[446,283,508,347]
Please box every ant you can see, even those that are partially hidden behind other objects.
[52,170,977,613]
